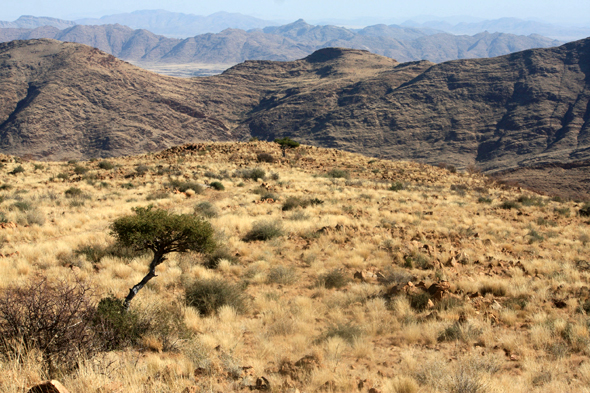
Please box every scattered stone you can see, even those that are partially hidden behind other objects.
[255,376,270,390]
[553,299,567,309]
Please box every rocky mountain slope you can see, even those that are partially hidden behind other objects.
[0,38,589,196]
[0,20,563,66]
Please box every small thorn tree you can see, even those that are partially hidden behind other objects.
[110,206,216,308]
[274,137,300,157]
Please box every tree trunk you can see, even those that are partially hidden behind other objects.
[123,253,165,309]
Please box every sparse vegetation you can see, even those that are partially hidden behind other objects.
[98,161,115,170]
[0,142,588,392]
[185,279,247,316]
[243,220,283,241]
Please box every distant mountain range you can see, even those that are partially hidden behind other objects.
[402,17,590,42]
[0,15,76,30]
[0,19,563,67]
[75,10,275,38]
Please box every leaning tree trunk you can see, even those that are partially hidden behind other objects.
[124,252,165,309]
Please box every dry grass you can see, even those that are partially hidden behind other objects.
[0,141,589,392]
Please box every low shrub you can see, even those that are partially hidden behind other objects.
[8,165,25,175]
[478,196,493,204]
[210,181,225,191]
[438,322,482,342]
[98,161,115,170]
[167,179,204,193]
[257,152,275,163]
[267,266,297,285]
[146,191,169,200]
[317,269,349,289]
[409,292,432,311]
[194,201,218,218]
[580,203,590,217]
[65,187,84,198]
[0,276,99,374]
[282,196,324,211]
[238,168,266,181]
[518,195,544,207]
[554,207,570,217]
[135,164,149,176]
[73,165,88,175]
[389,181,405,191]
[243,220,283,242]
[500,200,520,210]
[185,279,247,316]
[203,247,238,269]
[326,169,350,179]
[319,323,363,344]
[93,296,143,350]
[10,201,32,212]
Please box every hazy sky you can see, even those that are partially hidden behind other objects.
[2,0,589,25]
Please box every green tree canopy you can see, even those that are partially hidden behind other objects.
[274,137,300,156]
[110,206,216,307]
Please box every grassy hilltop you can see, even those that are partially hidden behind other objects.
[0,141,589,392]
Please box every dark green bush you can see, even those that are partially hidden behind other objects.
[389,181,405,191]
[65,187,83,198]
[317,269,349,289]
[580,203,590,217]
[9,166,25,175]
[210,181,225,191]
[500,200,520,210]
[93,296,143,350]
[326,169,350,179]
[185,279,247,316]
[98,161,115,170]
[33,164,44,171]
[243,220,283,242]
[194,201,218,218]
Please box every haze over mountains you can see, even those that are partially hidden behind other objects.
[1,38,589,192]
[0,19,563,67]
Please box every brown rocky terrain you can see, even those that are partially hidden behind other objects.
[0,38,589,197]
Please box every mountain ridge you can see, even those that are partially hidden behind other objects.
[1,38,589,196]
[0,20,563,67]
